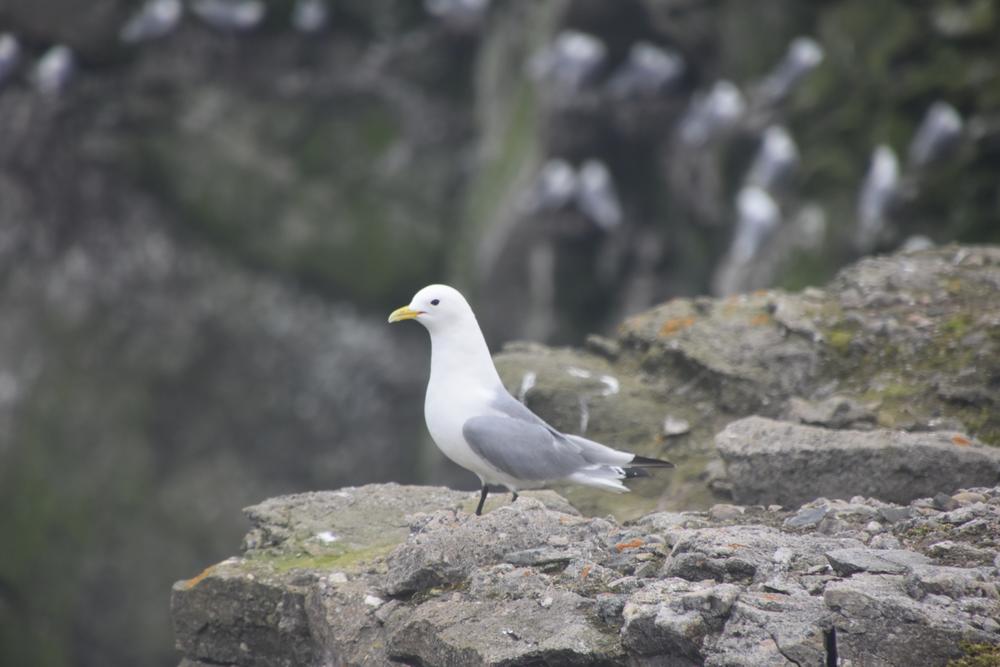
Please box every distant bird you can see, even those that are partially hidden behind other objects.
[32,45,74,95]
[425,0,490,30]
[291,0,329,33]
[529,30,607,96]
[607,41,685,99]
[908,101,963,168]
[0,33,21,89]
[524,158,578,213]
[576,159,623,230]
[678,80,746,146]
[745,125,800,192]
[119,0,183,44]
[730,186,781,264]
[524,158,624,231]
[191,0,265,32]
[856,144,900,252]
[758,36,824,104]
[389,285,673,515]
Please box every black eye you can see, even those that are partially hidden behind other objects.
[431,299,440,306]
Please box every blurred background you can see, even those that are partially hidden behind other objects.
[0,0,997,665]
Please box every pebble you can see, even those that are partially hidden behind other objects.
[952,491,987,505]
[663,416,691,436]
[709,504,745,521]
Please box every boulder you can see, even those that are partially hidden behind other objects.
[716,417,1000,506]
[171,482,1000,666]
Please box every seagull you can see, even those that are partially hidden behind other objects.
[389,284,673,515]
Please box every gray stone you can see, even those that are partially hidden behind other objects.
[785,395,876,429]
[383,498,612,595]
[664,525,863,583]
[385,591,625,666]
[826,548,932,576]
[169,483,1000,667]
[717,417,1000,506]
[784,505,828,528]
[825,574,998,666]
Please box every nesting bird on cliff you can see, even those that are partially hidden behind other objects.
[389,285,673,515]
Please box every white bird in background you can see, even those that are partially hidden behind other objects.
[746,125,800,193]
[389,285,673,515]
[119,0,183,44]
[191,0,266,32]
[731,186,781,264]
[607,41,685,99]
[679,80,746,146]
[856,144,900,252]
[577,159,624,231]
[523,158,624,231]
[758,36,825,103]
[425,0,491,30]
[529,30,607,96]
[0,33,22,89]
[292,0,330,33]
[908,101,963,168]
[32,45,75,96]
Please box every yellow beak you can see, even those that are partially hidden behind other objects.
[388,305,423,323]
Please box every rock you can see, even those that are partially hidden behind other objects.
[826,548,932,576]
[662,525,863,584]
[171,483,1000,666]
[708,503,744,521]
[717,417,1000,506]
[621,578,741,660]
[825,574,999,666]
[386,591,625,666]
[382,497,614,595]
[785,505,829,529]
[785,395,876,429]
[953,491,988,505]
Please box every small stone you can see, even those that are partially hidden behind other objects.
[539,596,553,608]
[868,534,902,550]
[709,504,745,521]
[952,491,987,505]
[826,548,931,576]
[364,594,385,608]
[547,535,570,547]
[931,493,960,512]
[663,416,691,436]
[328,572,349,584]
[785,506,828,528]
[879,506,914,523]
[865,521,884,534]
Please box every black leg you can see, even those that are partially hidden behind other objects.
[511,491,519,503]
[475,485,489,516]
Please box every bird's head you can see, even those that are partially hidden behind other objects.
[387,284,476,335]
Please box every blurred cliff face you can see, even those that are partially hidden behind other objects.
[0,1,997,666]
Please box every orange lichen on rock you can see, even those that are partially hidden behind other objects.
[615,538,644,552]
[580,564,592,579]
[182,566,216,590]
[952,434,971,447]
[659,316,695,336]
[750,313,771,326]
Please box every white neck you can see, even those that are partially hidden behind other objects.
[427,319,502,390]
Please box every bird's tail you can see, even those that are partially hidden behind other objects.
[629,454,675,468]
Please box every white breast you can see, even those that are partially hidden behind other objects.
[424,381,496,480]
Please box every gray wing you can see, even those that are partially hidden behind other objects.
[462,415,588,481]
[489,389,551,426]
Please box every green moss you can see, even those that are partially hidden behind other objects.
[947,641,1000,667]
[265,542,398,574]
[827,329,855,351]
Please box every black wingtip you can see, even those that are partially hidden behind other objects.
[630,455,675,468]
[624,468,651,479]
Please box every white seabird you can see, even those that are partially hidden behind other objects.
[389,284,673,515]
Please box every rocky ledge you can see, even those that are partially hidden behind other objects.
[172,482,1000,667]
